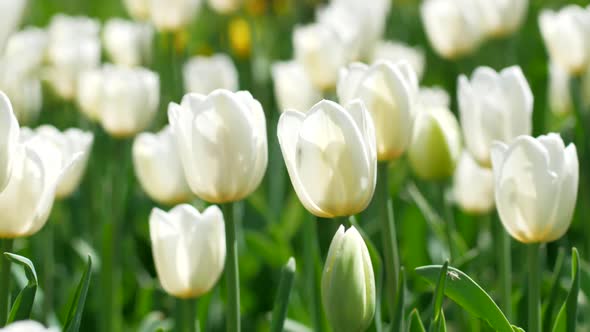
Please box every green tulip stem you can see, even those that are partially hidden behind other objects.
[42,221,55,321]
[493,215,512,320]
[303,214,324,332]
[270,257,296,332]
[527,243,541,332]
[377,162,400,321]
[175,297,197,332]
[222,203,240,332]
[0,239,13,326]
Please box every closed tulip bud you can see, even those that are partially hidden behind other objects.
[277,100,376,218]
[44,15,101,100]
[322,225,375,332]
[458,66,533,167]
[0,91,19,192]
[371,41,425,80]
[408,106,461,180]
[168,90,267,203]
[150,204,226,298]
[316,3,363,62]
[0,0,27,53]
[183,54,238,95]
[148,0,202,32]
[539,5,590,76]
[4,28,48,75]
[207,0,241,14]
[103,19,154,67]
[420,0,484,59]
[0,320,58,332]
[338,61,418,161]
[293,22,349,90]
[76,68,102,121]
[271,60,321,113]
[133,126,192,205]
[123,0,150,21]
[418,86,450,109]
[491,134,578,243]
[453,152,494,214]
[474,0,528,38]
[548,62,573,115]
[29,126,93,199]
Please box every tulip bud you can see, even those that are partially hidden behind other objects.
[148,0,202,32]
[458,66,533,167]
[44,15,101,100]
[371,41,425,80]
[420,0,484,59]
[548,62,573,115]
[207,0,242,14]
[271,61,321,113]
[123,0,150,21]
[133,126,192,205]
[4,28,48,75]
[0,0,27,53]
[452,152,494,214]
[0,320,58,332]
[103,19,154,67]
[408,106,461,180]
[168,90,268,203]
[322,225,375,332]
[491,134,578,243]
[150,204,226,298]
[474,0,528,38]
[277,100,376,218]
[183,54,238,95]
[0,91,19,192]
[338,61,418,161]
[539,5,590,76]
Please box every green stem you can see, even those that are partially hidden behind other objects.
[42,222,55,321]
[176,298,197,332]
[0,239,13,326]
[270,258,296,332]
[528,243,541,332]
[377,162,400,322]
[303,215,323,332]
[493,216,512,320]
[221,203,240,332]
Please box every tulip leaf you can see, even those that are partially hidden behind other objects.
[270,257,296,332]
[64,256,92,332]
[551,248,580,332]
[415,265,513,332]
[431,261,449,324]
[392,267,406,332]
[433,310,446,332]
[408,309,426,332]
[4,253,37,323]
[543,248,566,332]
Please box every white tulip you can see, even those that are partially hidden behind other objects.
[0,320,58,332]
[207,0,241,14]
[0,91,19,192]
[4,28,48,75]
[103,18,154,67]
[458,66,533,167]
[474,0,528,37]
[0,0,28,53]
[124,0,150,21]
[420,0,484,59]
[548,62,573,115]
[338,61,418,161]
[77,65,160,137]
[271,60,321,113]
[150,204,225,298]
[168,90,267,203]
[277,100,376,218]
[183,54,238,95]
[133,126,192,205]
[316,3,363,62]
[44,15,101,100]
[418,86,450,109]
[491,134,578,243]
[453,152,494,214]
[371,41,425,80]
[293,22,349,90]
[148,0,202,32]
[29,125,94,199]
[539,5,590,76]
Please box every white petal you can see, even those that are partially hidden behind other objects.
[0,91,19,191]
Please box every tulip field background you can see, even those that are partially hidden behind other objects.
[6,0,590,331]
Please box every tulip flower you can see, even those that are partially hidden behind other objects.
[277,100,376,218]
[148,0,202,32]
[123,0,150,21]
[207,0,241,14]
[44,14,101,100]
[77,64,160,137]
[322,225,375,332]
[315,3,363,62]
[24,125,94,199]
[103,19,154,67]
[548,62,573,115]
[474,0,528,38]
[183,54,238,95]
[0,320,58,332]
[371,41,425,80]
[453,152,494,214]
[418,86,450,109]
[491,134,578,243]
[338,61,418,161]
[150,204,226,298]
[0,91,19,192]
[168,90,267,203]
[539,5,590,76]
[408,106,461,180]
[420,0,484,59]
[3,28,48,75]
[0,0,27,53]
[133,126,192,205]
[458,66,533,167]
[271,60,321,113]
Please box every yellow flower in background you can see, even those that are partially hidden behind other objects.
[229,17,251,58]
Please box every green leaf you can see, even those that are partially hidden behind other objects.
[431,261,449,324]
[270,257,296,332]
[63,256,93,332]
[408,309,426,332]
[392,267,406,332]
[552,248,580,332]
[434,310,446,332]
[543,248,566,332]
[4,253,37,323]
[415,265,513,332]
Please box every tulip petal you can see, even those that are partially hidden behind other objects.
[0,91,19,191]
[337,62,369,104]
[500,66,533,137]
